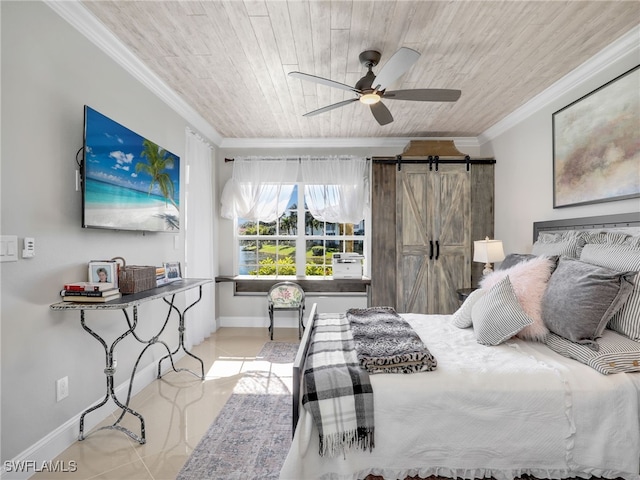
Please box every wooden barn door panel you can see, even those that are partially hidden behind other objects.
[397,165,433,314]
[431,165,470,314]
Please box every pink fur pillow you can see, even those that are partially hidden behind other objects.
[479,256,555,341]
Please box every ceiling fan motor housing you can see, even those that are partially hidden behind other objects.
[357,51,383,94]
[359,50,381,68]
[355,70,377,93]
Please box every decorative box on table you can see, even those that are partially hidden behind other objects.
[113,257,156,294]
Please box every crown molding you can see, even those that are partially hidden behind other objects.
[478,25,640,145]
[44,0,224,146]
[219,136,479,150]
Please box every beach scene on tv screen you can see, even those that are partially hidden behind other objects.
[84,107,180,232]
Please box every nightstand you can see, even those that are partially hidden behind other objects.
[456,287,477,302]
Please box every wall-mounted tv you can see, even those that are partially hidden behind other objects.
[82,105,180,233]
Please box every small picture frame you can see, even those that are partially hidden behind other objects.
[163,261,182,282]
[88,260,118,287]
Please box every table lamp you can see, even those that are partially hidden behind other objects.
[473,237,505,275]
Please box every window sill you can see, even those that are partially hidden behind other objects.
[215,275,370,295]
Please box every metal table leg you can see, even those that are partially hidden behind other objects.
[157,285,205,380]
[78,309,146,444]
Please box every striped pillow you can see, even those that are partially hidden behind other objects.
[625,235,640,247]
[546,330,640,374]
[471,276,534,346]
[532,231,586,258]
[574,231,631,257]
[580,243,640,340]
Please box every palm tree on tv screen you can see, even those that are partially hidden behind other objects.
[137,139,178,210]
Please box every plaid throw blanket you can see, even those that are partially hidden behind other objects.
[347,307,437,374]
[302,313,374,457]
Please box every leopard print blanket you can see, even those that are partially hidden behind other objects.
[346,307,437,374]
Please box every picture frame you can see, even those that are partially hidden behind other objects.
[163,261,182,283]
[552,65,640,208]
[88,260,119,287]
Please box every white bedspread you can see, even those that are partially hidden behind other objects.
[280,314,640,480]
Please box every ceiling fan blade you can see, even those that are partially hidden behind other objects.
[370,102,393,126]
[372,47,420,91]
[289,71,360,94]
[302,98,359,117]
[384,89,462,102]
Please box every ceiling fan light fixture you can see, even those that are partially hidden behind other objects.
[360,93,380,105]
[292,47,460,126]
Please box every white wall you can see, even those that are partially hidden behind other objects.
[483,38,639,254]
[0,2,212,463]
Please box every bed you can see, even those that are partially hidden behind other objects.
[281,213,640,480]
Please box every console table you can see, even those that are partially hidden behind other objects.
[50,278,212,444]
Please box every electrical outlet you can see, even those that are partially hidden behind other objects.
[56,376,69,402]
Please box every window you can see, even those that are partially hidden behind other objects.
[237,185,367,277]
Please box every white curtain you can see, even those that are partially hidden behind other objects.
[220,156,299,222]
[301,156,369,224]
[184,128,216,346]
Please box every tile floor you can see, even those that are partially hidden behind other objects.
[31,327,300,480]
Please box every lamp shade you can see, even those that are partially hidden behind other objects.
[473,238,505,264]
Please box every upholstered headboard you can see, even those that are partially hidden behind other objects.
[533,212,640,242]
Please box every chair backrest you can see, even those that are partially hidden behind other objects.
[267,282,304,308]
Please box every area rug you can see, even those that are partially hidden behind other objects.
[176,341,299,480]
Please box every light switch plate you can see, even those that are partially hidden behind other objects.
[0,235,19,262]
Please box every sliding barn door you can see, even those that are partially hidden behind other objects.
[396,165,432,313]
[430,165,471,314]
[396,164,470,314]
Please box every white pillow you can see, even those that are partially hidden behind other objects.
[451,289,486,329]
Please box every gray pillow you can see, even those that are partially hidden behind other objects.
[472,276,534,346]
[580,243,640,340]
[541,257,635,350]
[497,253,536,270]
[498,254,559,275]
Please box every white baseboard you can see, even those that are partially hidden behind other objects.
[1,352,184,480]
[218,315,300,329]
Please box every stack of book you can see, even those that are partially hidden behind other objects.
[60,282,121,303]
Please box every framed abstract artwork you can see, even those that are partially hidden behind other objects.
[552,65,639,208]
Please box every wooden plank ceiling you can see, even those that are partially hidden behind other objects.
[82,1,639,139]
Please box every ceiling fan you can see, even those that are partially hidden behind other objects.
[289,47,461,126]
